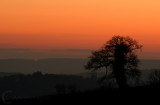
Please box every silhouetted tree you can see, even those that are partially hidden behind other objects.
[85,36,142,88]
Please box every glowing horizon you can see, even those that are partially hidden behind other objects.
[0,0,160,59]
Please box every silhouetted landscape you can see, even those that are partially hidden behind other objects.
[1,36,160,104]
[2,0,160,104]
[0,67,160,104]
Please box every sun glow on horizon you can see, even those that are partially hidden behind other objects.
[0,0,160,59]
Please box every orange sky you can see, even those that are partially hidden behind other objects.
[0,0,160,59]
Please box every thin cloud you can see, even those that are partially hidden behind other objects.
[51,49,93,52]
[0,48,32,52]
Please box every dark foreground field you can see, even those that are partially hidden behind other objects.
[1,85,160,105]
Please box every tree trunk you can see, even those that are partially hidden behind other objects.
[114,48,127,88]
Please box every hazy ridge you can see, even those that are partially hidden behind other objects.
[0,58,159,74]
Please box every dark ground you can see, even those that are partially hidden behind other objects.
[1,85,160,105]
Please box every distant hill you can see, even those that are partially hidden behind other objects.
[0,58,87,74]
[0,72,21,77]
[0,58,159,74]
[139,59,160,70]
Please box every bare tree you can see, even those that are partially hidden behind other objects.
[85,36,142,88]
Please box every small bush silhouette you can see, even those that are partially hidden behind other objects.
[55,84,77,95]
[148,70,160,85]
[32,71,43,77]
[55,84,67,95]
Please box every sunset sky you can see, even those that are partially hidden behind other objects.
[0,0,160,59]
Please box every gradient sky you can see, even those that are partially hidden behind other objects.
[0,0,160,59]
